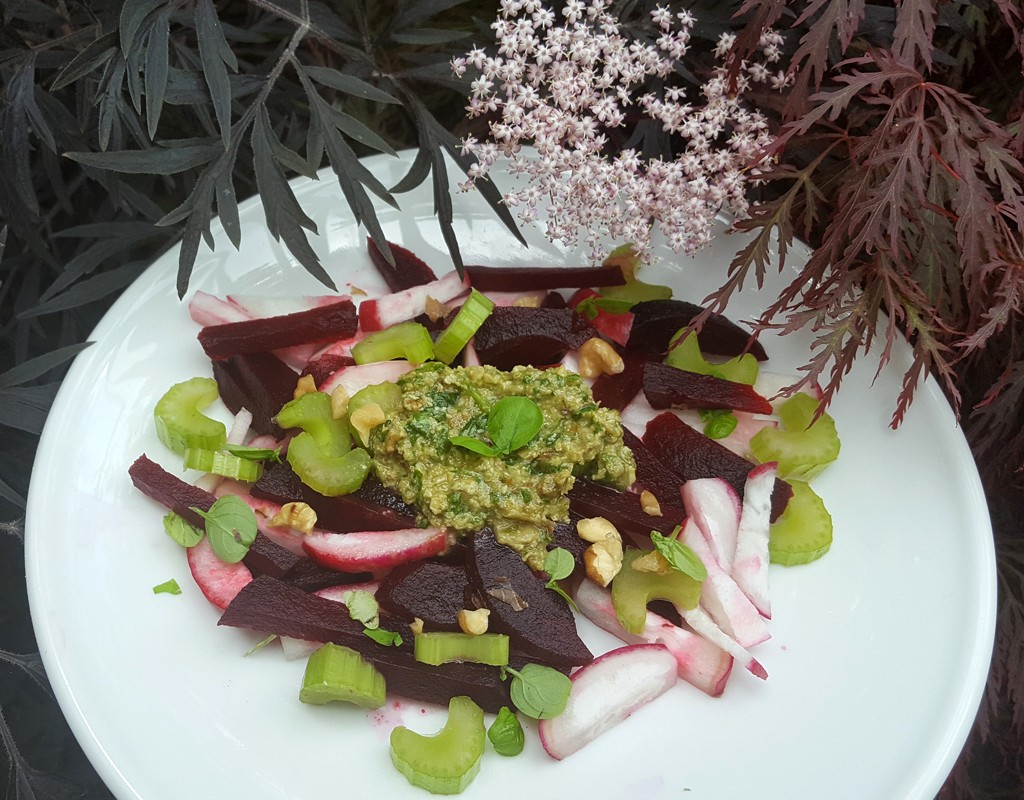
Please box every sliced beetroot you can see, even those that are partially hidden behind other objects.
[243,533,301,579]
[301,353,355,388]
[212,352,297,437]
[591,349,646,411]
[627,299,768,361]
[643,362,774,415]
[467,528,592,668]
[464,264,625,292]
[198,298,357,361]
[541,291,567,309]
[128,454,216,528]
[285,558,373,592]
[642,412,792,521]
[548,513,588,567]
[367,237,438,292]
[219,576,519,712]
[376,560,471,632]
[620,428,684,504]
[567,478,684,543]
[251,462,416,532]
[472,307,597,370]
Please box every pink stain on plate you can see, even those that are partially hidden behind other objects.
[365,699,427,742]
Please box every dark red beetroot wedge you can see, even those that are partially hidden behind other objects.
[549,512,588,567]
[367,237,438,292]
[285,558,373,592]
[251,462,416,532]
[626,299,768,361]
[643,362,774,415]
[198,298,357,361]
[621,428,685,505]
[591,349,646,410]
[541,291,567,309]
[473,307,597,370]
[567,478,685,543]
[376,560,471,632]
[301,353,355,388]
[464,264,626,292]
[467,528,592,668]
[244,533,302,579]
[219,576,518,712]
[129,454,216,528]
[642,412,792,521]
[212,352,297,437]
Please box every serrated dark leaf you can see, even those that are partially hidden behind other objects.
[39,237,133,302]
[391,28,468,45]
[323,104,397,156]
[22,261,149,318]
[277,209,337,291]
[51,31,118,90]
[0,343,92,388]
[145,10,170,138]
[395,63,468,92]
[3,58,40,218]
[304,66,400,104]
[0,477,26,509]
[120,0,165,57]
[64,144,219,174]
[0,386,58,434]
[97,58,127,151]
[393,0,471,29]
[252,109,318,239]
[176,176,215,298]
[390,145,432,194]
[215,168,241,249]
[0,649,52,698]
[195,0,234,149]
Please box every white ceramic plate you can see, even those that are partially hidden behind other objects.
[27,153,994,800]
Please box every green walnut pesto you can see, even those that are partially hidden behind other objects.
[367,363,635,569]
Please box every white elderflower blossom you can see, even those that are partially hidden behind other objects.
[457,1,780,262]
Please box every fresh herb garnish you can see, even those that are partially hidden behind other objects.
[162,512,203,548]
[487,706,525,756]
[343,590,380,630]
[190,495,258,563]
[650,529,707,581]
[503,663,572,720]
[152,579,182,595]
[222,443,282,463]
[244,634,277,655]
[450,395,543,457]
[364,627,404,647]
[576,295,634,319]
[543,547,579,611]
[699,408,738,440]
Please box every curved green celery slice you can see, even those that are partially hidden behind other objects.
[599,278,673,304]
[611,548,702,635]
[300,643,386,709]
[413,632,509,666]
[349,381,402,421]
[769,480,833,566]
[286,434,371,496]
[750,393,840,480]
[275,392,349,456]
[183,448,262,482]
[665,331,759,385]
[433,290,495,365]
[154,377,226,454]
[352,321,434,365]
[390,696,485,795]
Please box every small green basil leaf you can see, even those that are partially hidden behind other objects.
[343,590,380,629]
[650,530,708,581]
[505,663,572,720]
[190,495,258,563]
[487,707,525,756]
[222,443,282,463]
[488,396,543,452]
[364,627,404,647]
[449,435,501,456]
[152,579,182,595]
[543,547,575,581]
[162,511,203,547]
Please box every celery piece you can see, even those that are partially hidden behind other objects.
[599,279,673,305]
[433,290,495,365]
[413,632,510,667]
[612,548,702,635]
[665,331,759,385]
[348,381,402,423]
[153,377,226,454]
[390,696,485,795]
[750,393,840,480]
[286,434,371,496]
[276,392,350,456]
[183,447,263,482]
[352,321,434,365]
[300,643,386,709]
[769,480,833,566]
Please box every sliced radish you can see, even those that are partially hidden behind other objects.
[188,290,251,327]
[320,360,414,396]
[303,528,448,573]
[575,580,732,697]
[227,294,341,318]
[358,271,470,331]
[680,519,770,647]
[309,333,366,361]
[678,605,768,680]
[186,536,253,609]
[462,341,481,367]
[226,407,254,446]
[681,478,741,574]
[732,462,776,618]
[538,644,677,760]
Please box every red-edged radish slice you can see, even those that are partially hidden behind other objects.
[303,528,447,573]
[186,536,253,609]
[188,290,251,327]
[681,478,741,574]
[538,644,677,760]
[680,518,770,647]
[227,294,341,318]
[320,360,414,397]
[733,462,776,618]
[575,580,733,697]
[678,605,768,680]
[358,271,470,331]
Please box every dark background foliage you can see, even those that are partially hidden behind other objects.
[1,0,1022,797]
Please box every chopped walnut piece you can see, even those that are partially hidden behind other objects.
[350,402,385,445]
[631,549,673,575]
[330,384,350,420]
[457,608,491,635]
[512,295,542,307]
[270,501,317,534]
[409,617,424,636]
[577,516,620,544]
[578,337,625,378]
[640,490,662,516]
[293,373,317,400]
[584,538,623,586]
[424,295,450,322]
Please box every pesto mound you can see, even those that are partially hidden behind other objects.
[367,363,635,568]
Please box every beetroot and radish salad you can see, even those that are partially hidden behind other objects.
[130,241,840,793]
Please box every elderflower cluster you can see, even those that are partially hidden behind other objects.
[452,1,788,262]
